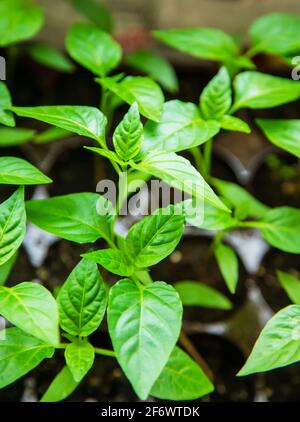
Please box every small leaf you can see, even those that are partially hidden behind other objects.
[10,106,107,144]
[135,151,229,212]
[142,100,220,154]
[57,259,107,337]
[65,341,95,382]
[174,280,232,310]
[66,23,121,76]
[239,305,300,375]
[29,43,75,73]
[220,115,251,134]
[0,327,54,389]
[82,249,133,277]
[108,279,182,400]
[0,157,52,185]
[200,66,232,120]
[26,193,113,244]
[256,119,300,159]
[0,82,15,127]
[113,103,143,161]
[40,366,79,402]
[214,243,239,294]
[0,0,44,47]
[261,207,300,253]
[0,187,26,266]
[277,271,300,305]
[232,71,300,111]
[153,28,239,63]
[98,76,164,122]
[0,127,36,146]
[125,49,178,93]
[150,347,214,400]
[68,0,113,32]
[0,282,59,346]
[125,205,185,268]
[0,252,17,286]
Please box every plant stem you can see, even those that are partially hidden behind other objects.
[203,138,213,179]
[190,146,205,173]
[94,347,116,357]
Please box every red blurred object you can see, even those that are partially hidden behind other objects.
[115,28,152,54]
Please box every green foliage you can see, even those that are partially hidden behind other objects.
[277,271,300,305]
[29,44,75,73]
[0,83,15,127]
[40,366,79,402]
[83,249,133,277]
[67,0,113,32]
[0,157,52,185]
[214,242,239,293]
[65,341,95,382]
[0,127,36,146]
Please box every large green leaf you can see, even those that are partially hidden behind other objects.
[26,193,113,244]
[256,119,300,159]
[0,187,26,266]
[0,282,59,346]
[0,157,51,185]
[29,44,75,73]
[40,366,79,402]
[98,76,164,122]
[108,279,182,400]
[0,127,36,146]
[66,23,121,76]
[0,82,15,127]
[232,72,300,111]
[68,0,113,32]
[135,152,228,211]
[142,100,220,154]
[10,106,107,144]
[113,103,143,161]
[124,205,184,268]
[125,50,178,93]
[65,341,95,382]
[250,13,300,56]
[82,249,133,277]
[200,66,232,120]
[277,271,300,305]
[260,207,300,253]
[151,346,214,400]
[239,305,300,375]
[174,280,232,310]
[214,243,239,294]
[0,0,44,47]
[0,327,54,389]
[153,28,239,63]
[57,259,107,337]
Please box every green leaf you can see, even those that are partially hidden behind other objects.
[0,0,44,47]
[82,249,133,277]
[200,66,232,120]
[261,207,300,253]
[0,187,26,266]
[98,76,164,122]
[153,28,239,63]
[34,127,72,144]
[40,366,79,402]
[10,105,107,144]
[150,346,214,400]
[0,252,17,286]
[84,146,126,166]
[214,242,239,294]
[125,49,178,93]
[256,119,300,159]
[232,71,300,111]
[65,341,95,382]
[0,282,59,345]
[213,178,269,219]
[0,327,54,389]
[142,100,220,154]
[124,205,185,268]
[250,13,300,56]
[220,115,251,134]
[29,43,75,73]
[57,259,107,337]
[0,82,15,127]
[135,151,229,212]
[113,103,143,161]
[26,193,113,244]
[0,127,36,146]
[108,279,182,400]
[0,157,52,185]
[277,271,300,305]
[174,280,232,310]
[66,23,121,76]
[238,305,300,375]
[68,0,113,33]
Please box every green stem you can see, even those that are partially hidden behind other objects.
[190,146,205,173]
[203,138,213,179]
[94,347,116,357]
[238,221,269,229]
